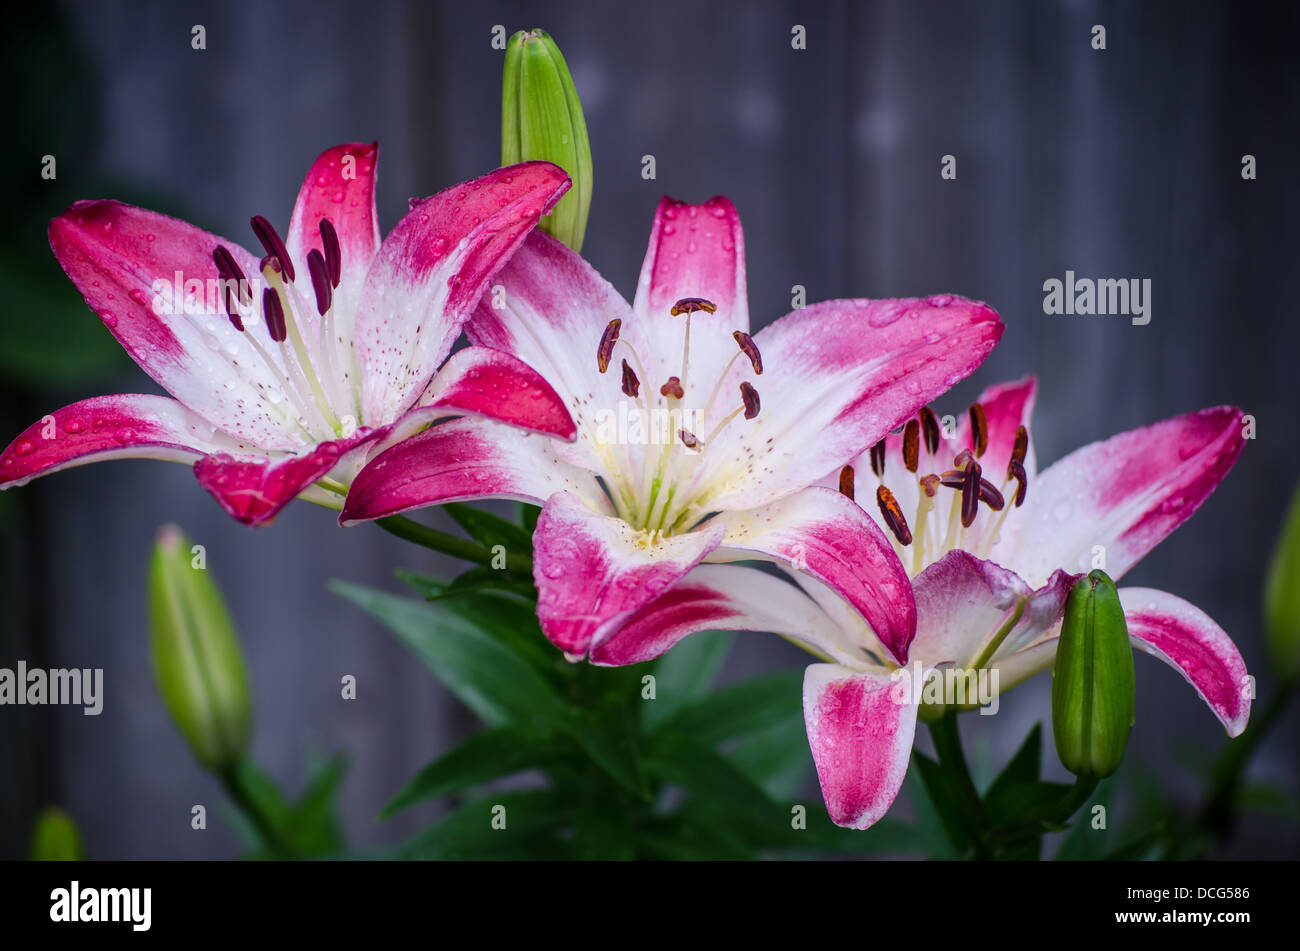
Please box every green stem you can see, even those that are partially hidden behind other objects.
[376,514,533,573]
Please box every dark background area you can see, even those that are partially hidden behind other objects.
[1,0,1297,858]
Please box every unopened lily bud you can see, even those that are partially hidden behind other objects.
[501,28,593,251]
[1052,570,1135,778]
[1264,481,1300,683]
[29,806,83,861]
[148,525,251,772]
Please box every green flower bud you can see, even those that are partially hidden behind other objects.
[502,28,592,251]
[1264,480,1300,683]
[1052,570,1136,778]
[148,524,251,772]
[29,806,83,861]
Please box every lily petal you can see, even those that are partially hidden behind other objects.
[340,417,602,525]
[0,394,248,487]
[194,428,380,527]
[1120,587,1251,736]
[803,663,918,830]
[709,485,917,665]
[705,295,1004,511]
[1004,406,1247,585]
[48,201,303,449]
[591,564,863,667]
[533,491,724,658]
[355,161,570,425]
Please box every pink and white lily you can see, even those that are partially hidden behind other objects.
[586,376,1251,829]
[0,144,576,525]
[341,196,1004,660]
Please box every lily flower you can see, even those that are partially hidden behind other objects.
[587,376,1251,828]
[0,144,576,525]
[342,195,1004,660]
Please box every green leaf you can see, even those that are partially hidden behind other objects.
[396,790,575,860]
[331,580,566,729]
[382,726,576,818]
[641,630,734,731]
[443,502,533,557]
[654,669,803,746]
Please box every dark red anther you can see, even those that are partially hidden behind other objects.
[869,439,886,478]
[660,376,684,399]
[740,381,760,419]
[978,478,1005,511]
[903,420,920,473]
[1008,459,1028,507]
[621,359,640,397]
[877,485,912,546]
[263,287,287,343]
[670,297,717,316]
[969,403,988,458]
[597,319,622,373]
[250,215,295,282]
[733,330,763,374]
[920,406,941,455]
[960,459,982,528]
[319,218,341,288]
[838,465,855,501]
[307,249,332,316]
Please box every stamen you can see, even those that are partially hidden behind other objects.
[969,403,988,458]
[903,420,920,472]
[263,287,287,343]
[670,297,717,316]
[319,219,341,288]
[877,485,913,545]
[597,319,622,373]
[960,459,982,528]
[1008,459,1028,507]
[838,465,855,500]
[740,382,760,419]
[660,376,684,399]
[979,478,1005,511]
[920,407,941,455]
[250,215,296,282]
[733,331,763,374]
[307,249,332,316]
[621,358,640,397]
[869,440,886,478]
[1010,424,1029,468]
[679,429,700,450]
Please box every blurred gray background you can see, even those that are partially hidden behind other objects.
[2,0,1297,858]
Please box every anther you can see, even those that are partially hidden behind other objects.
[660,376,684,399]
[263,287,287,343]
[597,319,622,373]
[1008,459,1028,507]
[838,465,855,501]
[960,459,982,528]
[621,359,640,397]
[877,485,913,546]
[250,215,295,282]
[1010,424,1029,470]
[903,420,920,473]
[733,331,763,374]
[307,249,332,316]
[869,439,886,478]
[679,429,701,450]
[920,407,941,455]
[969,403,988,458]
[740,381,760,419]
[319,218,341,288]
[979,479,1005,511]
[670,297,717,316]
